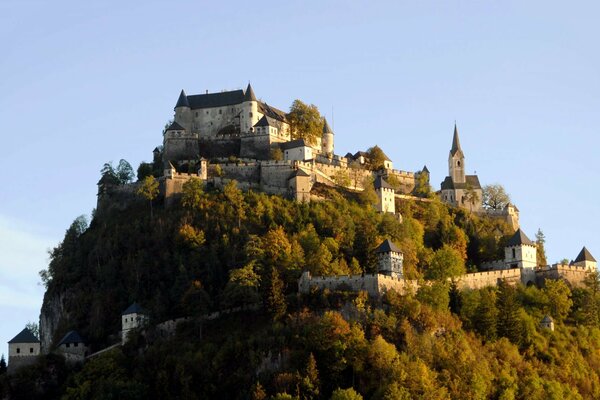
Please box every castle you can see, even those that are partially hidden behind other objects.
[299,230,597,297]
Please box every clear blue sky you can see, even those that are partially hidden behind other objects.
[1,1,599,356]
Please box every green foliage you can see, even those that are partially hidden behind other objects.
[136,162,154,181]
[288,99,323,146]
[365,146,387,171]
[330,387,363,400]
[536,228,548,266]
[482,184,511,210]
[137,175,159,218]
[425,245,466,280]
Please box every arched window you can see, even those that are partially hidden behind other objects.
[457,161,461,167]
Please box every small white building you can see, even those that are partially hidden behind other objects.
[376,239,404,278]
[572,247,597,270]
[540,315,555,331]
[56,330,87,363]
[121,303,148,344]
[374,176,395,214]
[7,328,40,373]
[281,139,313,162]
[504,229,537,285]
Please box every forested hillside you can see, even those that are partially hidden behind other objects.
[2,180,600,399]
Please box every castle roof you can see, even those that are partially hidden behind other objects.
[323,119,333,134]
[8,328,39,344]
[175,90,190,108]
[374,176,393,190]
[280,139,309,150]
[254,115,278,127]
[541,315,554,323]
[58,330,85,346]
[187,89,246,109]
[289,168,310,178]
[574,247,596,263]
[258,102,287,122]
[376,239,402,254]
[244,83,257,102]
[440,175,481,190]
[422,165,430,174]
[122,303,145,316]
[166,121,186,131]
[450,123,463,157]
[506,229,535,247]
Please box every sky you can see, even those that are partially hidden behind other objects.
[1,0,599,357]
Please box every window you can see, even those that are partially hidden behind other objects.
[249,112,253,118]
[30,347,34,353]
[457,161,461,167]
[74,343,79,347]
[206,111,209,115]
[512,248,516,258]
[219,109,222,115]
[195,112,198,117]
[66,343,70,348]
[16,348,20,354]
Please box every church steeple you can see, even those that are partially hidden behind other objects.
[448,123,466,183]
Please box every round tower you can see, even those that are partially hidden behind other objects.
[242,83,259,133]
[174,89,192,131]
[321,118,334,155]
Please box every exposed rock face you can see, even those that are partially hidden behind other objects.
[39,291,68,353]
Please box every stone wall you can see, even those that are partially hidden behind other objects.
[455,269,522,290]
[164,136,200,161]
[535,264,591,288]
[298,272,419,297]
[198,137,240,159]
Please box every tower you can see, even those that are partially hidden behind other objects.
[242,83,259,133]
[121,303,148,344]
[174,89,192,131]
[321,118,334,155]
[573,247,597,270]
[8,328,40,373]
[504,229,537,284]
[374,176,395,214]
[448,123,465,184]
[375,239,404,278]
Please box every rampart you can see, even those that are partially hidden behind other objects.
[298,272,418,297]
[455,269,522,290]
[535,264,591,288]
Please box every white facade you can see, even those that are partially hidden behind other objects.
[284,145,313,162]
[378,251,404,278]
[504,244,537,270]
[376,186,395,214]
[9,342,40,359]
[122,308,148,344]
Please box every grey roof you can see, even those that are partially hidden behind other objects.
[353,151,369,159]
[280,139,309,150]
[187,89,245,109]
[244,83,257,102]
[8,328,39,344]
[254,115,278,127]
[374,176,393,190]
[541,315,554,323]
[440,175,481,190]
[289,168,310,178]
[122,303,145,316]
[166,121,185,131]
[506,229,535,247]
[175,90,190,108]
[58,331,85,346]
[258,102,287,122]
[574,247,596,263]
[450,123,463,157]
[323,119,333,134]
[376,239,402,254]
[422,165,430,174]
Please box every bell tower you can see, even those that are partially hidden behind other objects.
[448,123,465,184]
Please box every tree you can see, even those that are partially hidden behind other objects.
[137,175,159,219]
[251,382,267,400]
[0,354,6,375]
[330,387,363,400]
[300,353,320,400]
[223,180,246,229]
[181,178,207,211]
[473,288,498,341]
[288,99,323,146]
[222,263,261,308]
[535,229,548,266]
[413,171,431,198]
[181,280,211,316]
[544,280,572,322]
[116,159,135,184]
[267,268,287,321]
[365,146,388,171]
[25,322,39,339]
[270,147,284,161]
[358,177,379,207]
[425,245,466,280]
[137,162,154,181]
[482,184,511,210]
[496,280,523,345]
[464,184,480,212]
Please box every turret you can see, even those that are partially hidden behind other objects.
[375,239,403,278]
[321,118,334,155]
[573,247,597,270]
[504,229,537,284]
[448,123,465,184]
[8,328,40,373]
[374,176,395,214]
[242,83,259,133]
[121,303,148,344]
[174,90,192,131]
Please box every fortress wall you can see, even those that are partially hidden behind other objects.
[218,162,260,182]
[240,134,271,159]
[377,275,419,295]
[455,269,522,290]
[260,162,299,188]
[299,272,381,296]
[199,137,240,159]
[535,264,591,288]
[386,170,417,194]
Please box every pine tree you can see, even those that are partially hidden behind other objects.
[535,229,548,266]
[449,280,463,315]
[473,288,497,341]
[496,280,523,345]
[267,268,287,321]
[0,354,7,375]
[300,353,320,400]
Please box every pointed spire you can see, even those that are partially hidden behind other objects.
[506,228,535,247]
[175,89,189,109]
[322,118,333,134]
[244,83,257,102]
[422,165,429,174]
[574,246,596,263]
[450,122,462,156]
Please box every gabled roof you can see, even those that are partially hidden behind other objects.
[258,102,287,122]
[280,139,309,150]
[58,330,85,346]
[244,83,257,102]
[187,89,246,110]
[506,229,535,247]
[574,247,596,263]
[175,90,190,108]
[8,328,39,344]
[166,121,185,131]
[541,315,554,323]
[440,175,481,190]
[289,168,310,178]
[254,115,278,127]
[376,239,402,254]
[323,119,333,134]
[450,123,463,157]
[122,303,145,316]
[374,176,393,190]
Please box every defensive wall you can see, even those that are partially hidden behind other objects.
[535,264,590,288]
[454,269,522,290]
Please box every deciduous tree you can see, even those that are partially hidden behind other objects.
[137,175,159,219]
[482,184,511,210]
[288,99,323,146]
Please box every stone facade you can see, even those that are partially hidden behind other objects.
[7,328,41,374]
[121,303,148,344]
